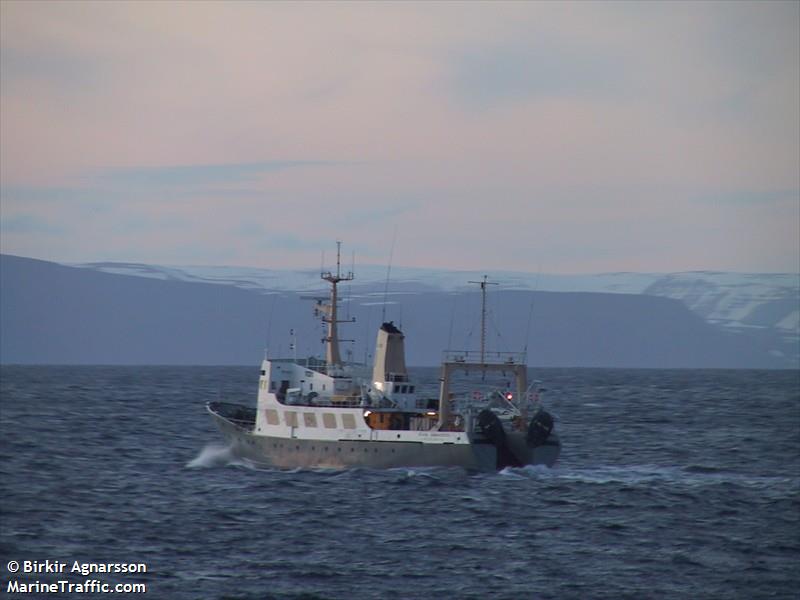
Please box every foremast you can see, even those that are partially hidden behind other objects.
[319,241,354,369]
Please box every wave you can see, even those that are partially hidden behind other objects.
[186,443,250,469]
[492,463,799,491]
[683,464,725,474]
[499,464,552,479]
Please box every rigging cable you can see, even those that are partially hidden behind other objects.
[523,266,541,358]
[446,295,457,350]
[265,294,277,359]
[381,226,398,324]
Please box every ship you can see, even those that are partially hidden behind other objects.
[207,244,560,472]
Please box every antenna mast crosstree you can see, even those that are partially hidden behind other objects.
[320,241,354,367]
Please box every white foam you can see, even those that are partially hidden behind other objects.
[186,443,238,469]
[498,464,553,479]
[776,310,800,331]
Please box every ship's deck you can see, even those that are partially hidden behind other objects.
[209,402,255,430]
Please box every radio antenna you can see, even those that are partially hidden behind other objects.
[381,226,398,323]
[265,294,277,358]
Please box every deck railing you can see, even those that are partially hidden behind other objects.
[441,350,526,365]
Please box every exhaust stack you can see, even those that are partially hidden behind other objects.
[372,321,408,385]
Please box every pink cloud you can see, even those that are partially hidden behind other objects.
[1,1,797,272]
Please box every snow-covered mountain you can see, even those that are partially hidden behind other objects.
[71,261,799,367]
[2,254,795,367]
[0,255,783,368]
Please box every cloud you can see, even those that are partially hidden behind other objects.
[0,214,64,234]
[695,189,800,207]
[338,202,419,228]
[449,39,626,110]
[95,161,338,188]
[0,1,797,273]
[1,184,105,205]
[0,45,102,91]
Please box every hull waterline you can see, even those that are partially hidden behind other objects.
[209,406,560,472]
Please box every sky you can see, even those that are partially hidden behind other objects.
[1,1,798,274]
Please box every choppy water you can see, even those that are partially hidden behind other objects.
[1,366,798,599]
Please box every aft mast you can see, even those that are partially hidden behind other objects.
[468,275,498,366]
[438,275,527,430]
[320,241,354,368]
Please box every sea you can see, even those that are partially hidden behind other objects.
[0,366,798,600]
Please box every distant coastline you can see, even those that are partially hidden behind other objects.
[2,254,796,369]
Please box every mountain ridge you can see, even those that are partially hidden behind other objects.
[1,254,795,368]
[66,256,799,366]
